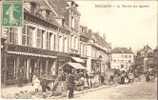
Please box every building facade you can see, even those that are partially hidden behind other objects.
[1,0,81,85]
[111,47,134,71]
[135,45,157,73]
[79,26,111,76]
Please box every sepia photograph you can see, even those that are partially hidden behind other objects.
[0,0,157,99]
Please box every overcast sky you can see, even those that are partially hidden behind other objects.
[76,0,157,51]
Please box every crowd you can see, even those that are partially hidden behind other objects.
[27,65,156,99]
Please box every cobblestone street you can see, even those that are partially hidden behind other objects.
[55,81,157,100]
[1,78,157,99]
[74,81,157,100]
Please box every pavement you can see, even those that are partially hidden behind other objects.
[1,78,157,99]
[49,85,112,99]
[1,83,35,98]
[1,82,112,99]
[73,81,157,100]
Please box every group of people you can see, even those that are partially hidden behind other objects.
[107,67,156,85]
[31,66,156,99]
[107,69,135,85]
[31,69,77,99]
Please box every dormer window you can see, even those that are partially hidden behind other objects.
[41,9,51,19]
[30,2,37,14]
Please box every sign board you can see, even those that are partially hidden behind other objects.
[2,0,23,27]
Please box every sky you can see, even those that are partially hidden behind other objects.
[75,0,158,51]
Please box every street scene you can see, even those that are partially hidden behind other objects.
[0,0,158,99]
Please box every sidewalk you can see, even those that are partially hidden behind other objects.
[1,83,111,99]
[49,85,113,99]
[1,83,34,98]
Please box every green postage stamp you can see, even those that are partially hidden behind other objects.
[2,1,23,27]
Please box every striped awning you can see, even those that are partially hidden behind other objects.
[62,62,86,70]
[72,57,85,63]
[7,51,57,58]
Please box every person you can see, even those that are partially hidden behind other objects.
[84,72,89,88]
[66,69,75,99]
[128,72,134,83]
[145,71,150,82]
[80,75,85,90]
[100,75,104,85]
[59,69,67,97]
[32,75,40,93]
[18,67,24,87]
[40,75,49,98]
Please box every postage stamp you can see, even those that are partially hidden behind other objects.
[2,1,23,26]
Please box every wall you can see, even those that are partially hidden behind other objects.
[111,53,134,71]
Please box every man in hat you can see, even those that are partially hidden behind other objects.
[40,74,49,98]
[66,69,75,99]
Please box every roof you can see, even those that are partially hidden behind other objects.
[92,33,111,49]
[46,0,68,17]
[47,0,80,17]
[24,0,49,10]
[112,47,133,54]
[139,45,152,53]
[24,8,60,27]
[80,30,111,49]
[80,31,92,39]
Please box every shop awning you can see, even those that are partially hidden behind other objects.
[72,57,85,63]
[67,62,86,70]
[7,51,57,58]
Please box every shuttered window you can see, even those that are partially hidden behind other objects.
[36,29,43,48]
[22,25,33,46]
[7,28,18,44]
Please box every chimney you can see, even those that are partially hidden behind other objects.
[88,29,92,33]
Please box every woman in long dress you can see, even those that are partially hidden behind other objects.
[32,75,40,93]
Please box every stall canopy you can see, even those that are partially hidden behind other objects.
[71,57,85,63]
[64,62,86,70]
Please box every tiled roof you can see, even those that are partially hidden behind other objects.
[80,31,111,49]
[46,0,68,17]
[24,0,49,9]
[80,32,92,39]
[92,33,111,49]
[112,47,133,54]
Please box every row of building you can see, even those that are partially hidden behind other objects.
[1,0,157,86]
[1,0,111,85]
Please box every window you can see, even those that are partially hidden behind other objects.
[41,31,45,48]
[63,37,67,52]
[71,16,74,28]
[128,60,131,63]
[30,2,37,14]
[85,46,88,56]
[71,35,74,49]
[22,25,33,46]
[7,56,16,80]
[121,64,124,68]
[54,35,56,50]
[27,26,33,46]
[74,37,77,49]
[19,58,27,79]
[36,29,43,48]
[46,32,51,50]
[7,28,18,44]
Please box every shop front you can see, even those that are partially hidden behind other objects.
[2,44,58,85]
